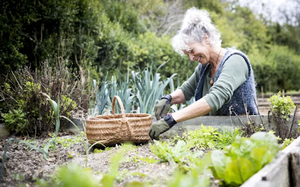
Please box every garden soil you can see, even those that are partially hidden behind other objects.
[0,133,214,187]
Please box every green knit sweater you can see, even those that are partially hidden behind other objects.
[179,54,249,115]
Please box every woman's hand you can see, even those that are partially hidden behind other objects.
[149,119,170,140]
[149,114,177,140]
[154,95,172,120]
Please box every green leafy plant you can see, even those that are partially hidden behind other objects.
[182,125,219,150]
[167,153,212,187]
[150,140,204,172]
[268,92,295,121]
[1,109,29,134]
[94,147,114,153]
[281,138,294,150]
[46,133,85,149]
[210,132,279,186]
[132,155,158,164]
[173,125,242,150]
[100,144,133,187]
[1,78,49,135]
[214,128,243,149]
[42,94,85,160]
[36,163,100,187]
[268,92,296,140]
[0,64,82,136]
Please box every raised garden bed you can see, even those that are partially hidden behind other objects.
[0,114,299,186]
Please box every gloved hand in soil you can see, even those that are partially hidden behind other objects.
[149,114,177,140]
[155,94,172,120]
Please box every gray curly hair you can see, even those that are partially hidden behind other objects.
[172,7,222,56]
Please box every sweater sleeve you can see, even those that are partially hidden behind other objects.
[203,55,249,112]
[178,66,199,101]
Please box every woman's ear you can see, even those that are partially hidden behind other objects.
[204,34,210,45]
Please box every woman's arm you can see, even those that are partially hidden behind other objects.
[172,98,211,122]
[170,89,186,104]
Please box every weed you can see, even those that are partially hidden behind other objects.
[166,152,212,187]
[150,140,204,172]
[36,163,100,187]
[281,138,294,150]
[94,147,114,153]
[132,155,158,164]
[215,128,243,149]
[18,139,39,150]
[183,125,219,150]
[46,133,85,150]
[172,125,243,150]
[100,144,133,187]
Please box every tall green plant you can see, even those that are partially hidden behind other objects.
[108,69,135,113]
[92,77,111,115]
[43,93,60,151]
[132,61,177,115]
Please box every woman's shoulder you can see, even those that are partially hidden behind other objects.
[226,54,246,63]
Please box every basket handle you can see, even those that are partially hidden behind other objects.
[112,96,133,140]
[112,96,126,118]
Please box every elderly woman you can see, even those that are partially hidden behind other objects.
[149,7,258,140]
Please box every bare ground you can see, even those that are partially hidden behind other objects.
[0,133,181,187]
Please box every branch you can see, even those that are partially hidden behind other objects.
[156,12,169,33]
[162,20,182,36]
[253,95,264,126]
[286,105,298,139]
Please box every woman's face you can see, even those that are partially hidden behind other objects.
[184,41,211,65]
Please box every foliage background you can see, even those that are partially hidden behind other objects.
[2,0,300,92]
[1,0,300,126]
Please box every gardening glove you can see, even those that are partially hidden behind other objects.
[155,95,172,120]
[149,114,177,140]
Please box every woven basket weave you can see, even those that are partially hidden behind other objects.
[86,96,152,146]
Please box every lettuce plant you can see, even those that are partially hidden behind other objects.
[210,132,279,186]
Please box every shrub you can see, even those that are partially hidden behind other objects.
[1,109,29,134]
[268,92,295,121]
[268,92,296,139]
[0,62,88,136]
[0,77,50,135]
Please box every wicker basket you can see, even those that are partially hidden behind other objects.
[86,96,152,146]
